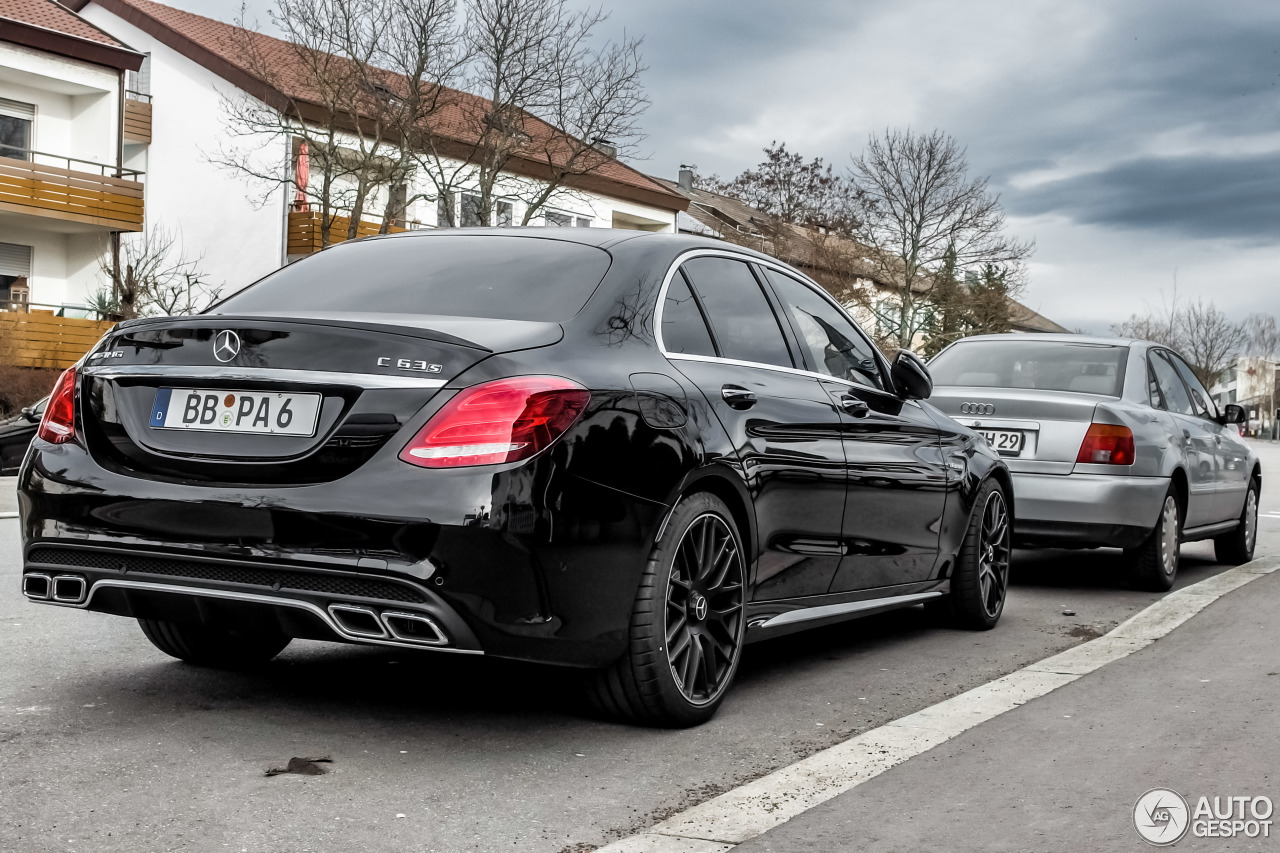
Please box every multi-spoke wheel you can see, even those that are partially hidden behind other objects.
[1214,477,1259,566]
[935,478,1012,630]
[587,492,746,726]
[1127,487,1182,591]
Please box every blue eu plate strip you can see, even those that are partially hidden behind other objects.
[150,388,172,427]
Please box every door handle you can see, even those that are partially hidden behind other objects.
[721,384,757,409]
[839,395,870,418]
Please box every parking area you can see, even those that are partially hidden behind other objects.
[2,441,1277,852]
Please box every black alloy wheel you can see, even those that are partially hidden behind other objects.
[935,478,1011,630]
[587,492,746,727]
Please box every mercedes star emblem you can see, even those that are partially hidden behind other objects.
[213,330,241,363]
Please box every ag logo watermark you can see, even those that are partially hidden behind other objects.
[1134,788,1274,845]
[1134,789,1190,846]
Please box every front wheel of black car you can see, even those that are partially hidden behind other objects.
[588,492,746,727]
[138,619,291,668]
[933,478,1011,630]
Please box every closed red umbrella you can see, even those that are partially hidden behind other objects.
[294,141,310,212]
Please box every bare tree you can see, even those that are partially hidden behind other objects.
[712,142,849,230]
[1247,313,1280,439]
[96,224,220,320]
[414,0,648,226]
[846,129,1033,350]
[1113,290,1248,388]
[213,0,460,246]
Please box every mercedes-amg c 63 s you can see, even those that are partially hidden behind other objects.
[18,230,1011,726]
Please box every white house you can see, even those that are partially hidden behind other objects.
[0,0,146,313]
[53,0,687,306]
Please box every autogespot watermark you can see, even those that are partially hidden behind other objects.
[1134,788,1274,845]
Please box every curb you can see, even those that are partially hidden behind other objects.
[596,557,1280,852]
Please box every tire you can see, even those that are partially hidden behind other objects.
[138,618,291,668]
[1126,489,1181,591]
[587,492,746,727]
[935,478,1011,630]
[1214,478,1259,565]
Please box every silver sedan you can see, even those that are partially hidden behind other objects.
[926,334,1260,589]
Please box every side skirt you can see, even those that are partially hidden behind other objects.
[744,580,949,644]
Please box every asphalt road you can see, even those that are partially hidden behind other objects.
[1,443,1276,853]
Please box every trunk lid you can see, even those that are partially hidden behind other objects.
[930,386,1104,473]
[79,312,561,485]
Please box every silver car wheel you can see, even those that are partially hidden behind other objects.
[1159,495,1179,576]
[1244,487,1258,553]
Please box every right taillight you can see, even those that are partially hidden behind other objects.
[37,366,77,444]
[1076,423,1134,465]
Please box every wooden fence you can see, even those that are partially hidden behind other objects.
[0,154,144,232]
[0,312,116,370]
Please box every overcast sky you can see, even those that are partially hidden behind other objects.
[167,0,1280,332]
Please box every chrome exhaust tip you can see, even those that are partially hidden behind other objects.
[52,575,88,604]
[22,573,52,600]
[327,604,389,639]
[381,611,449,646]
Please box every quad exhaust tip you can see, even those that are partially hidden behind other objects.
[52,575,87,604]
[327,604,389,639]
[381,611,448,646]
[22,573,52,600]
[326,603,449,646]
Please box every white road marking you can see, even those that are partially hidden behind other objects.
[596,556,1280,853]
[0,512,16,519]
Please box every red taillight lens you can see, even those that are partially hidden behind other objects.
[1076,423,1134,465]
[37,366,77,444]
[399,376,590,468]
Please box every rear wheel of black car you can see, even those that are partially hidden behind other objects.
[1214,478,1259,566]
[1126,489,1181,592]
[587,492,746,727]
[138,618,291,668]
[933,478,1011,630]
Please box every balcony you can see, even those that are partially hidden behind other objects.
[123,91,152,144]
[287,209,429,255]
[0,147,144,232]
[0,303,116,370]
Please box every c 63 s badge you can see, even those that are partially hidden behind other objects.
[378,357,442,373]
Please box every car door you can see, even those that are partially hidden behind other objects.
[1166,351,1248,522]
[662,255,848,601]
[1148,349,1218,527]
[757,267,948,592]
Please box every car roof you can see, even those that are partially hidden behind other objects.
[945,333,1155,348]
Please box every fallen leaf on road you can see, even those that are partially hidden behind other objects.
[265,756,333,777]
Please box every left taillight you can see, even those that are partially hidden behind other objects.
[37,366,77,444]
[399,376,590,469]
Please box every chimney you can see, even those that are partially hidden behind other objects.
[591,138,617,158]
[678,168,694,192]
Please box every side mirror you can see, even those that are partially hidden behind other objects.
[20,406,38,423]
[891,349,933,400]
[1220,403,1246,426]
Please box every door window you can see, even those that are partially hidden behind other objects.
[761,268,884,389]
[680,257,792,369]
[661,271,717,357]
[1166,352,1219,420]
[1149,351,1195,415]
[0,98,34,161]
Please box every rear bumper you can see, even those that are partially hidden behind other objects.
[17,445,667,668]
[1011,471,1168,548]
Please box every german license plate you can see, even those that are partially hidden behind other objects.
[978,429,1025,456]
[149,388,321,436]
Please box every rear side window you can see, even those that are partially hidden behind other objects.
[661,271,717,357]
[1165,351,1218,420]
[680,257,793,369]
[1149,351,1195,415]
[213,235,612,322]
[929,340,1127,396]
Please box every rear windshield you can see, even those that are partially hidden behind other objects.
[929,340,1128,396]
[213,234,611,322]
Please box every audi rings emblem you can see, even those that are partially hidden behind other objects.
[960,402,995,416]
[213,330,241,363]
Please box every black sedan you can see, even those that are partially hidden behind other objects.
[1,396,46,475]
[18,230,1011,726]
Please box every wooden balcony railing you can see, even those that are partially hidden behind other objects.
[0,309,115,370]
[123,91,152,144]
[287,209,430,255]
[0,147,144,231]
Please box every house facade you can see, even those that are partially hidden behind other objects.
[0,0,145,314]
[10,0,683,314]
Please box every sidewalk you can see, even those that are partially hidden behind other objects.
[735,567,1280,852]
[0,476,16,516]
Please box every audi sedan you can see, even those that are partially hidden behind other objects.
[928,334,1259,590]
[18,230,1011,726]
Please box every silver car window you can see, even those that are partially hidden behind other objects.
[1166,352,1219,420]
[1149,351,1195,416]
